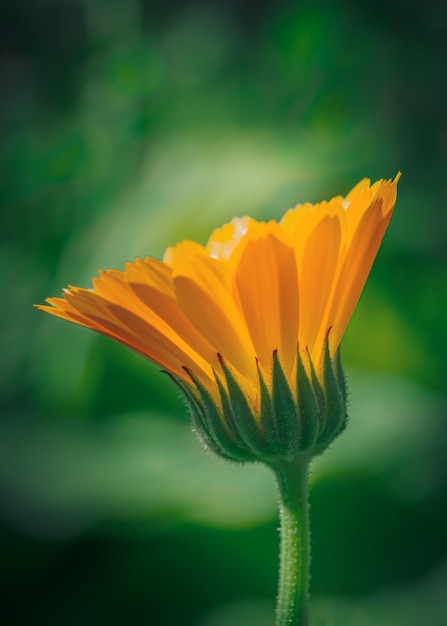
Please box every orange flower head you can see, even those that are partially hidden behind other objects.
[37,175,400,463]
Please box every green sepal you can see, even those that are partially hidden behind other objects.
[214,374,249,451]
[296,351,321,450]
[165,340,348,465]
[256,361,275,454]
[163,372,238,462]
[335,348,348,408]
[315,341,346,451]
[305,350,327,444]
[271,351,300,460]
[182,368,253,463]
[333,347,348,438]
[218,354,271,459]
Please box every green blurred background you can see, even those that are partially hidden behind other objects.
[1,0,447,624]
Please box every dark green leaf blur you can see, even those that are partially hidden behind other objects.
[1,0,446,624]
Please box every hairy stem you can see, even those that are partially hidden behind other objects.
[274,459,310,626]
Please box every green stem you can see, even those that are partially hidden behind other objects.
[274,458,310,626]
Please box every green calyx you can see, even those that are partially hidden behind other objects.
[169,340,348,466]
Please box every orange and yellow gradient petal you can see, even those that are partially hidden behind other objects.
[37,175,400,417]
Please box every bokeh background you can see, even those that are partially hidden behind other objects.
[1,0,447,624]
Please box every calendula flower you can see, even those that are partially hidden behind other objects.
[38,174,400,626]
[37,175,399,463]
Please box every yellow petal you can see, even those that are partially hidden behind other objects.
[206,216,255,261]
[163,239,206,266]
[280,202,314,236]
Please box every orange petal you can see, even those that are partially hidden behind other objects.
[328,186,396,350]
[232,226,298,377]
[298,213,341,356]
[172,253,257,380]
[92,263,219,381]
[126,257,219,368]
[62,288,214,387]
